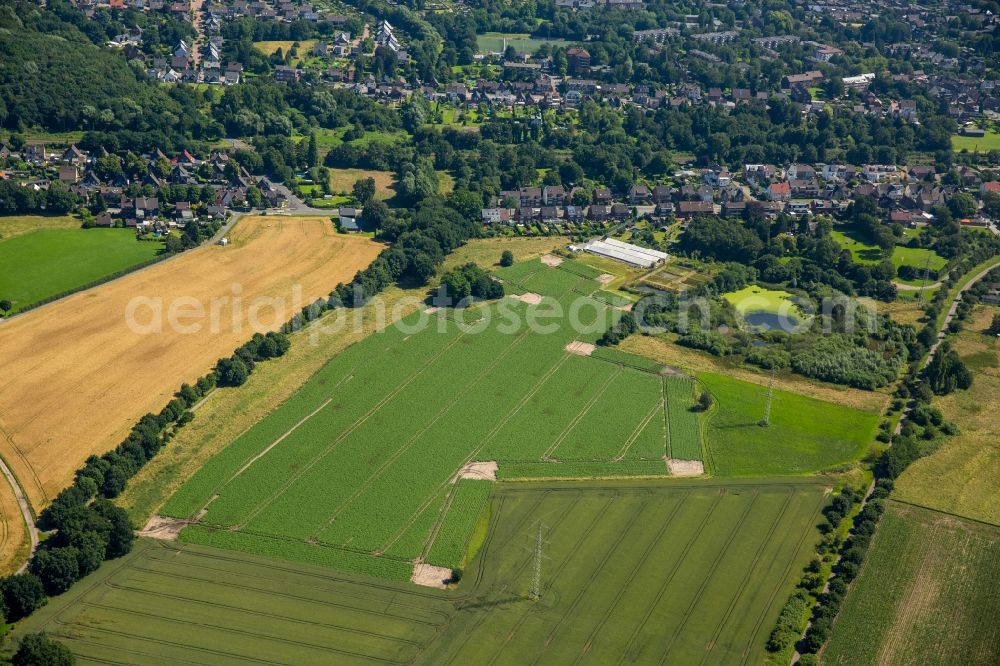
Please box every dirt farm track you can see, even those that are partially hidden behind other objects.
[0,216,380,526]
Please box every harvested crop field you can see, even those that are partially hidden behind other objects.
[0,216,381,518]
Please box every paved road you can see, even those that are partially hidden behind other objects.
[272,183,338,215]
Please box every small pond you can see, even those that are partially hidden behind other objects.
[743,310,801,332]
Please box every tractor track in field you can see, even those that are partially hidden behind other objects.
[232,331,470,530]
[310,324,536,543]
[571,491,692,664]
[616,491,727,665]
[524,499,652,663]
[484,495,634,666]
[657,492,761,664]
[698,490,795,665]
[541,365,622,461]
[739,489,831,666]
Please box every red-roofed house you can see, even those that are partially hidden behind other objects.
[767,181,791,201]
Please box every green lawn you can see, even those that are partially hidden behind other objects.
[0,227,163,313]
[13,478,830,665]
[723,285,808,329]
[824,502,1000,665]
[951,130,1000,153]
[830,228,948,272]
[699,372,879,476]
[476,32,568,54]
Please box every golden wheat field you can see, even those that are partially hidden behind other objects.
[0,216,380,521]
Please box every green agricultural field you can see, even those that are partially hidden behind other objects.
[951,130,1000,153]
[824,502,1000,665]
[475,32,568,54]
[699,372,879,476]
[0,226,163,313]
[14,478,831,665]
[159,261,709,578]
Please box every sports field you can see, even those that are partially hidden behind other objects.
[476,32,568,54]
[14,478,830,665]
[0,216,381,523]
[951,130,1000,153]
[0,223,161,313]
[159,260,706,578]
[824,502,1000,665]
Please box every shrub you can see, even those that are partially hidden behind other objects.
[0,575,46,621]
[12,633,75,666]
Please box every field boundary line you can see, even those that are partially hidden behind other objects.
[612,396,665,462]
[233,330,469,529]
[50,612,411,666]
[0,421,47,508]
[656,491,761,663]
[418,484,461,563]
[887,497,1000,528]
[309,325,536,541]
[571,491,692,664]
[740,489,831,666]
[616,490,727,665]
[541,365,623,461]
[377,352,572,554]
[229,397,334,480]
[149,540,457,605]
[699,489,796,665]
[133,556,450,620]
[0,447,39,572]
[662,377,672,459]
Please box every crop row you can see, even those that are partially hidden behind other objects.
[179,525,413,582]
[162,318,457,520]
[199,323,469,529]
[313,328,575,551]
[241,319,520,541]
[425,480,493,570]
[666,377,704,461]
[551,369,664,460]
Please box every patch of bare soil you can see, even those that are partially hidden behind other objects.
[455,461,498,481]
[596,273,615,285]
[617,302,634,312]
[139,515,193,541]
[667,459,705,476]
[425,306,440,314]
[515,292,543,305]
[411,561,453,589]
[565,341,596,356]
[541,254,564,267]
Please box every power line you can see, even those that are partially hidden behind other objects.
[526,522,549,601]
[759,367,776,427]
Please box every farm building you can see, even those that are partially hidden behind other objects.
[581,237,668,268]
